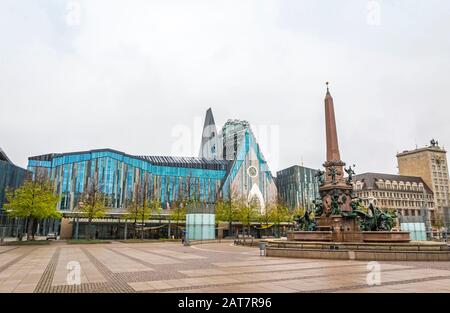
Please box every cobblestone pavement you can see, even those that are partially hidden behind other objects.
[0,241,450,293]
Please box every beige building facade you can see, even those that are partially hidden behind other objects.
[397,141,449,222]
[353,173,434,222]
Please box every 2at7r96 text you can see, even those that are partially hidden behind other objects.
[221,298,271,308]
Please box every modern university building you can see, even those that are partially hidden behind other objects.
[0,148,32,238]
[276,165,320,211]
[27,109,278,240]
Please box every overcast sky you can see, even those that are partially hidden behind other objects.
[1,0,449,176]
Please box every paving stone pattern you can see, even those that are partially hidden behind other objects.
[0,242,449,293]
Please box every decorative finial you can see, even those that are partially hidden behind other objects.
[326,81,330,94]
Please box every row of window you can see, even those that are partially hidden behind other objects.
[398,209,422,217]
[375,181,424,191]
[433,179,449,186]
[359,198,431,208]
[356,191,431,200]
[432,171,448,178]
[432,164,447,171]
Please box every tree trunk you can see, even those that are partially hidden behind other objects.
[141,216,145,240]
[87,218,92,240]
[27,217,34,241]
[168,219,171,239]
[134,215,137,239]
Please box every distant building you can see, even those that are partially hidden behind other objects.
[0,147,32,237]
[0,148,30,208]
[397,140,450,222]
[276,165,319,210]
[353,172,434,222]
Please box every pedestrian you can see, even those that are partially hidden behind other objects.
[95,229,99,239]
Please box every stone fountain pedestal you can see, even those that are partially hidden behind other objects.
[288,215,410,243]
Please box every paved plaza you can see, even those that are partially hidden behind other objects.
[0,242,450,293]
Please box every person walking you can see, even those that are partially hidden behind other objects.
[181,230,186,244]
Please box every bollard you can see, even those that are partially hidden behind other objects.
[259,242,266,256]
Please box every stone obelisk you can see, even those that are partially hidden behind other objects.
[318,83,354,229]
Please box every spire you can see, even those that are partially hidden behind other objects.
[199,108,218,159]
[324,82,341,162]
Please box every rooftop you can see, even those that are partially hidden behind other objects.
[397,140,447,156]
[29,148,229,171]
[354,172,433,194]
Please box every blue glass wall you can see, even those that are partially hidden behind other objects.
[276,165,320,210]
[28,150,227,211]
[0,160,30,208]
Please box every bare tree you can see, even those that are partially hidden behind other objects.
[77,179,108,240]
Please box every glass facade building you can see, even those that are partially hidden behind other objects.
[0,148,32,238]
[0,148,31,208]
[28,149,228,212]
[276,165,320,210]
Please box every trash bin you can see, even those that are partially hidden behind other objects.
[259,242,266,256]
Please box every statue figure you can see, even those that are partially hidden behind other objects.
[312,199,323,217]
[345,165,355,184]
[330,191,341,215]
[350,198,364,211]
[295,206,317,231]
[353,203,397,231]
[315,169,325,185]
[328,166,339,184]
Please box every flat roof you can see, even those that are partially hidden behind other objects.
[397,146,446,157]
[29,148,228,171]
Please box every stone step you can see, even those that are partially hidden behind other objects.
[265,247,450,261]
[266,241,449,252]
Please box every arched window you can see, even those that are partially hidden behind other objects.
[418,183,424,191]
[405,182,411,191]
[392,181,398,190]
[355,181,363,190]
[377,179,384,189]
[385,180,391,189]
